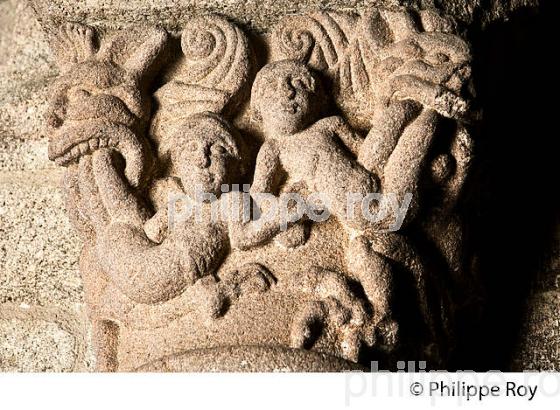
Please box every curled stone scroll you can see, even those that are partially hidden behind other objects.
[45,8,478,371]
[150,14,255,147]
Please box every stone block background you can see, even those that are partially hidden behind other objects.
[0,0,556,371]
[1,0,92,371]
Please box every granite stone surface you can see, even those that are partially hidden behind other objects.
[1,0,555,372]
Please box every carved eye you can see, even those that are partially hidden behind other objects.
[292,78,306,90]
[187,140,199,152]
[211,144,227,156]
[292,77,313,91]
[427,52,451,65]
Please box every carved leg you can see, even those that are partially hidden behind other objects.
[346,234,399,348]
[92,319,120,372]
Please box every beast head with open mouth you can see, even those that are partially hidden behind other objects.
[372,31,474,121]
[45,23,168,187]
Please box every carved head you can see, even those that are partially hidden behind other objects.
[379,32,473,119]
[162,113,246,198]
[251,60,324,137]
[46,23,168,187]
[391,32,471,87]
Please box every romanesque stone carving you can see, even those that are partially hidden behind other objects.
[45,8,476,371]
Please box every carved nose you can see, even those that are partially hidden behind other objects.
[194,147,210,168]
[281,80,296,99]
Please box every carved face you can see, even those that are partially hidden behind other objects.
[178,137,235,197]
[171,114,243,198]
[46,23,168,188]
[389,32,472,94]
[252,60,321,137]
[47,62,134,158]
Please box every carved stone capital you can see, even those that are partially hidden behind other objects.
[44,8,477,371]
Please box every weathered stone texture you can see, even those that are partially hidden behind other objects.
[0,304,91,371]
[27,0,539,32]
[1,0,90,372]
[0,0,555,372]
[0,172,92,370]
[0,171,82,306]
[0,317,76,371]
[513,290,560,371]
[1,1,56,142]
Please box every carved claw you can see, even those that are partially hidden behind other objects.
[187,264,276,322]
[51,23,98,71]
[290,298,366,362]
[388,74,469,120]
[290,300,328,349]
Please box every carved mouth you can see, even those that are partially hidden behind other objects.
[443,64,472,93]
[197,173,218,190]
[53,136,118,165]
[282,102,299,114]
[48,119,146,187]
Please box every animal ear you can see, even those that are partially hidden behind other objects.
[94,26,168,81]
[49,23,99,73]
[123,27,168,82]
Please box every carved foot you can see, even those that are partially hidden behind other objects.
[289,268,368,362]
[222,262,277,297]
[53,23,97,65]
